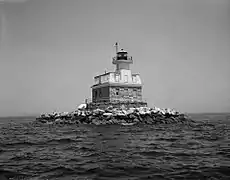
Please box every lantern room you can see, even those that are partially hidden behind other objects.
[117,49,128,60]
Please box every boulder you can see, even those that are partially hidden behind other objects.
[103,112,113,117]
[121,119,127,124]
[145,115,153,124]
[92,118,101,125]
[129,113,137,119]
[35,106,194,126]
[77,103,87,110]
[55,118,63,123]
[133,118,140,123]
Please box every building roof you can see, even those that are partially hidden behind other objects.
[94,71,113,78]
[117,49,127,53]
[91,82,142,89]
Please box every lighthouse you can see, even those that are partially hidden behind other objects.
[88,43,147,109]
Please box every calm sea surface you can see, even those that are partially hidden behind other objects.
[0,113,230,180]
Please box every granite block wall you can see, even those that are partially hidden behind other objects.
[87,101,148,110]
[92,86,110,103]
[109,87,142,102]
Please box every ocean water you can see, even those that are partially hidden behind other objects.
[0,113,230,180]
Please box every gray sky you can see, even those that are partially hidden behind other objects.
[0,0,230,116]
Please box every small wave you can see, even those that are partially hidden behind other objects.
[0,114,229,179]
[0,141,38,147]
[46,138,74,144]
[0,169,29,180]
[10,152,34,161]
[138,149,167,157]
[37,166,76,179]
[43,137,87,145]
[79,146,96,152]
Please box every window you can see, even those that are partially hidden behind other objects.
[124,88,128,96]
[115,74,119,82]
[132,76,136,83]
[124,75,128,83]
[115,88,119,95]
[133,89,137,97]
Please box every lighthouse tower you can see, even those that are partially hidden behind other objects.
[113,44,133,83]
[89,43,147,109]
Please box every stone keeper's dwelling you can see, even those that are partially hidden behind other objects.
[87,43,147,110]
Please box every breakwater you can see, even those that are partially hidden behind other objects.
[35,107,195,125]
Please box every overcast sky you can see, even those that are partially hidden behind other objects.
[0,0,229,116]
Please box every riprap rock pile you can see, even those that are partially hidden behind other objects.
[35,107,194,126]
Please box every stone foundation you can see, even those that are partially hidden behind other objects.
[35,107,195,126]
[87,101,147,110]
